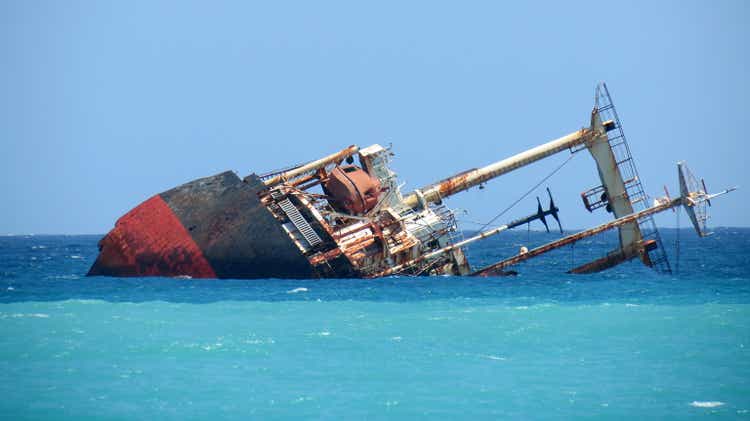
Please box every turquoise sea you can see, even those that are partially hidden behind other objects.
[1,228,748,419]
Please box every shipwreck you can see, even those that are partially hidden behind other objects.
[88,83,734,279]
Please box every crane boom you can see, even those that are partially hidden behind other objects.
[401,121,614,209]
[471,196,682,277]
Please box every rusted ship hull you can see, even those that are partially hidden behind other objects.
[89,142,472,279]
[88,172,354,279]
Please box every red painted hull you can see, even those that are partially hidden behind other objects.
[88,172,333,279]
[87,195,217,278]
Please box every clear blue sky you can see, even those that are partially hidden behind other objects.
[1,1,747,234]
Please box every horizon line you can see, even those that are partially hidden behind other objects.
[3,226,750,237]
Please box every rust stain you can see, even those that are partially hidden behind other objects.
[309,248,342,266]
[436,171,472,198]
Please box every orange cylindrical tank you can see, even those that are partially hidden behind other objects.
[323,165,381,215]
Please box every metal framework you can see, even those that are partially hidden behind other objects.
[594,82,672,274]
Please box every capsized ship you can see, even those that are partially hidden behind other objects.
[88,84,734,279]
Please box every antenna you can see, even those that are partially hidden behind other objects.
[536,197,549,232]
[546,187,563,233]
[533,188,563,234]
[678,161,737,237]
[509,189,561,232]
[678,161,710,237]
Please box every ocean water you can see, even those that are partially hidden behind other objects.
[1,228,748,419]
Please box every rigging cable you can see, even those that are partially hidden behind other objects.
[477,153,576,232]
[675,206,680,275]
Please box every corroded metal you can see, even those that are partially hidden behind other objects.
[263,145,359,186]
[401,126,598,209]
[471,197,682,277]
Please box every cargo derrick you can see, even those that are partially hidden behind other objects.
[88,83,734,279]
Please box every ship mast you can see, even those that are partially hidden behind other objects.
[471,183,736,276]
[401,120,615,209]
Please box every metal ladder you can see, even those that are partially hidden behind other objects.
[277,197,323,247]
[595,83,672,274]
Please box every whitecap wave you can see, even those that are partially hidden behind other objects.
[201,342,223,351]
[690,401,724,408]
[1,313,50,319]
[46,275,80,280]
[287,287,308,294]
[244,338,275,345]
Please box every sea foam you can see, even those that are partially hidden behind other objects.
[690,401,725,408]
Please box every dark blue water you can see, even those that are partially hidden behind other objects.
[1,228,749,419]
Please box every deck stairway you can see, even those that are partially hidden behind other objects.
[271,190,323,248]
